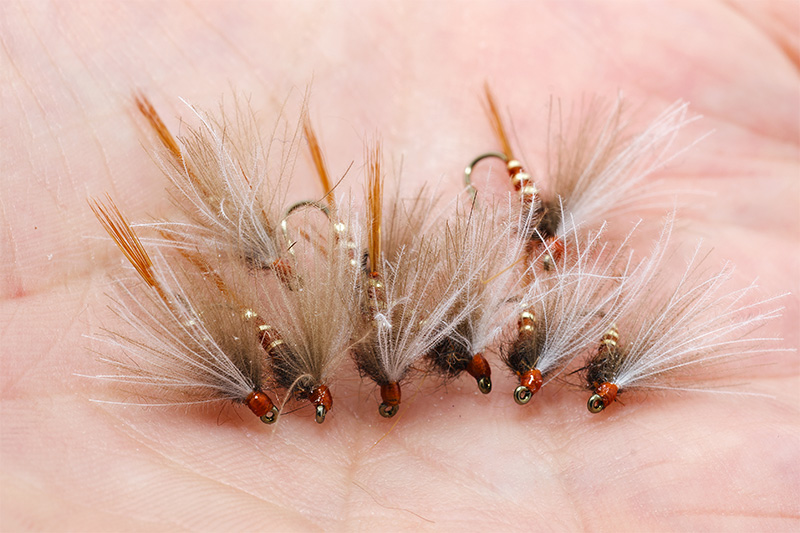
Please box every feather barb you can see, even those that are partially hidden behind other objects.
[367,141,383,273]
[303,115,336,210]
[89,195,170,305]
[483,82,514,160]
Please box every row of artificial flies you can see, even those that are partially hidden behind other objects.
[89,88,784,426]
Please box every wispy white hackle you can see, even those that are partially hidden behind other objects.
[504,219,641,405]
[88,196,279,423]
[583,215,786,413]
[544,97,698,239]
[354,237,485,403]
[135,94,296,269]
[253,204,363,423]
[94,256,265,404]
[380,182,444,264]
[425,195,535,392]
[354,145,487,416]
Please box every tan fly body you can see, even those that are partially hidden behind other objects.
[89,196,280,424]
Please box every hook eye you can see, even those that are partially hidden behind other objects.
[378,403,399,418]
[587,394,606,414]
[259,406,279,424]
[280,200,331,240]
[283,200,331,220]
[464,151,508,199]
[514,385,533,405]
[315,404,327,424]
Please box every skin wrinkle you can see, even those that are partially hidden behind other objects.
[0,300,22,348]
[0,214,22,299]
[614,6,799,146]
[5,35,124,295]
[622,84,795,152]
[180,2,262,77]
[51,286,95,381]
[2,32,71,214]
[499,414,587,527]
[695,101,799,149]
[392,437,495,499]
[91,407,312,529]
[724,0,800,75]
[336,406,384,528]
[144,6,209,79]
[352,481,435,524]
[365,420,463,472]
[681,509,799,521]
[0,55,36,178]
[118,421,287,511]
[19,6,77,203]
[3,289,78,397]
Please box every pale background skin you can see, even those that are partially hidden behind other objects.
[2,1,799,531]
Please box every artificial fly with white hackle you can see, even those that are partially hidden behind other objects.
[503,220,639,405]
[88,196,280,424]
[424,196,533,394]
[468,85,697,271]
[83,89,789,430]
[135,94,296,281]
[581,216,786,413]
[252,201,362,424]
[352,142,485,418]
[234,114,362,424]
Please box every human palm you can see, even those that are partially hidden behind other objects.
[2,2,798,530]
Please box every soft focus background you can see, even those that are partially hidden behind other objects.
[1,1,798,530]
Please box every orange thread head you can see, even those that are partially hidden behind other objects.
[246,390,278,424]
[379,382,401,418]
[380,382,401,406]
[246,390,274,417]
[466,353,492,394]
[588,382,619,413]
[520,368,543,395]
[309,384,333,424]
[514,368,542,405]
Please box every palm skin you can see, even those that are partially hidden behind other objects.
[1,1,798,530]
